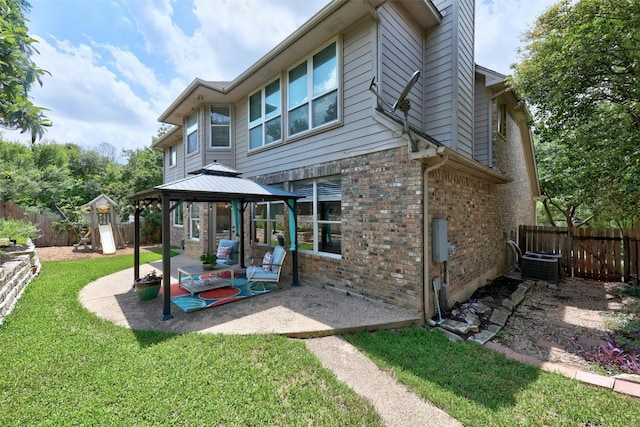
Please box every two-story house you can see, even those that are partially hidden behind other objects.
[150,0,539,322]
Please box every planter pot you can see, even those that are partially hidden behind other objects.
[202,263,213,270]
[135,279,161,300]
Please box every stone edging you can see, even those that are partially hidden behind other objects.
[0,241,41,325]
[432,277,640,399]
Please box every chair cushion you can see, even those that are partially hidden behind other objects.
[262,251,273,271]
[246,266,278,280]
[217,245,232,259]
[217,239,239,265]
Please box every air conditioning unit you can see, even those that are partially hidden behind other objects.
[521,252,560,283]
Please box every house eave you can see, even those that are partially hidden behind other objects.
[157,0,442,126]
[428,148,513,184]
[151,125,182,150]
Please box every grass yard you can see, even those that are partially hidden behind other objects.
[2,253,640,426]
[345,328,640,427]
[0,253,381,426]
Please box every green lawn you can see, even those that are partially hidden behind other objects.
[345,328,640,427]
[2,254,639,426]
[0,253,381,426]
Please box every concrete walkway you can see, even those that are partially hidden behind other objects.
[79,253,463,426]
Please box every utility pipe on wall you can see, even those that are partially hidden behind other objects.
[422,152,449,324]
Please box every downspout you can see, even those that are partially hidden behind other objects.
[423,153,448,326]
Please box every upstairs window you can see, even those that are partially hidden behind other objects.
[186,111,198,154]
[210,105,231,148]
[288,41,338,137]
[169,144,177,167]
[249,78,282,149]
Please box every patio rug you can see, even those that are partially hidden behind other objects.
[166,273,278,313]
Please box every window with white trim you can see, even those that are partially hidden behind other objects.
[169,144,177,167]
[210,105,231,148]
[252,193,285,247]
[189,203,200,240]
[288,41,338,137]
[173,202,184,227]
[249,78,281,149]
[292,176,341,255]
[186,111,198,154]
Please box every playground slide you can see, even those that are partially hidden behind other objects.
[98,224,116,255]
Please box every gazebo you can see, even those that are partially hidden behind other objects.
[131,162,302,320]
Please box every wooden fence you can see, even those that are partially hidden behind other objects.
[1,201,137,247]
[519,225,640,282]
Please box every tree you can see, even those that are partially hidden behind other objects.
[511,0,640,228]
[0,0,51,142]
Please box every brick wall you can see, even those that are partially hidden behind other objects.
[426,106,537,309]
[256,148,426,312]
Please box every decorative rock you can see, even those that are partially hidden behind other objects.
[502,298,515,311]
[468,329,497,345]
[474,302,492,314]
[485,324,502,333]
[441,318,477,335]
[436,327,464,342]
[511,288,527,305]
[489,307,511,326]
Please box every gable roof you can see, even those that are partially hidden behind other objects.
[157,0,441,126]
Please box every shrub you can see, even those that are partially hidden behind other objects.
[577,332,640,375]
[0,218,39,244]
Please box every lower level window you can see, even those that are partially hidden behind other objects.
[252,201,285,246]
[292,176,341,255]
[189,203,200,240]
[173,202,184,227]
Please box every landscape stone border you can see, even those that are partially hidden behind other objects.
[0,240,40,324]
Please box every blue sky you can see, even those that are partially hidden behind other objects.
[5,0,556,159]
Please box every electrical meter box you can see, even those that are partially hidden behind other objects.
[432,218,448,262]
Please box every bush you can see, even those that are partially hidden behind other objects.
[0,218,39,244]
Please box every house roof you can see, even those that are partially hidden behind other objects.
[131,162,302,204]
[156,0,441,127]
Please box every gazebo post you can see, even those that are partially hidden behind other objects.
[238,203,246,268]
[133,203,141,282]
[160,194,174,321]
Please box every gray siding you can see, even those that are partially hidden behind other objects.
[236,18,404,178]
[378,2,424,129]
[456,0,474,158]
[424,0,454,146]
[473,73,491,166]
[424,0,474,156]
[164,143,186,183]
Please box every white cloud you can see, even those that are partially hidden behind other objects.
[475,0,556,75]
[4,36,163,157]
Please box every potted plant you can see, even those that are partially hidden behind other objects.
[200,252,217,270]
[135,270,162,300]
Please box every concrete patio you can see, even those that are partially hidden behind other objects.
[79,253,423,337]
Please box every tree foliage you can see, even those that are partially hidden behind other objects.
[511,0,640,228]
[0,138,163,229]
[0,0,51,142]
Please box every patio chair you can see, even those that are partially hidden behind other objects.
[215,239,240,266]
[246,245,286,290]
